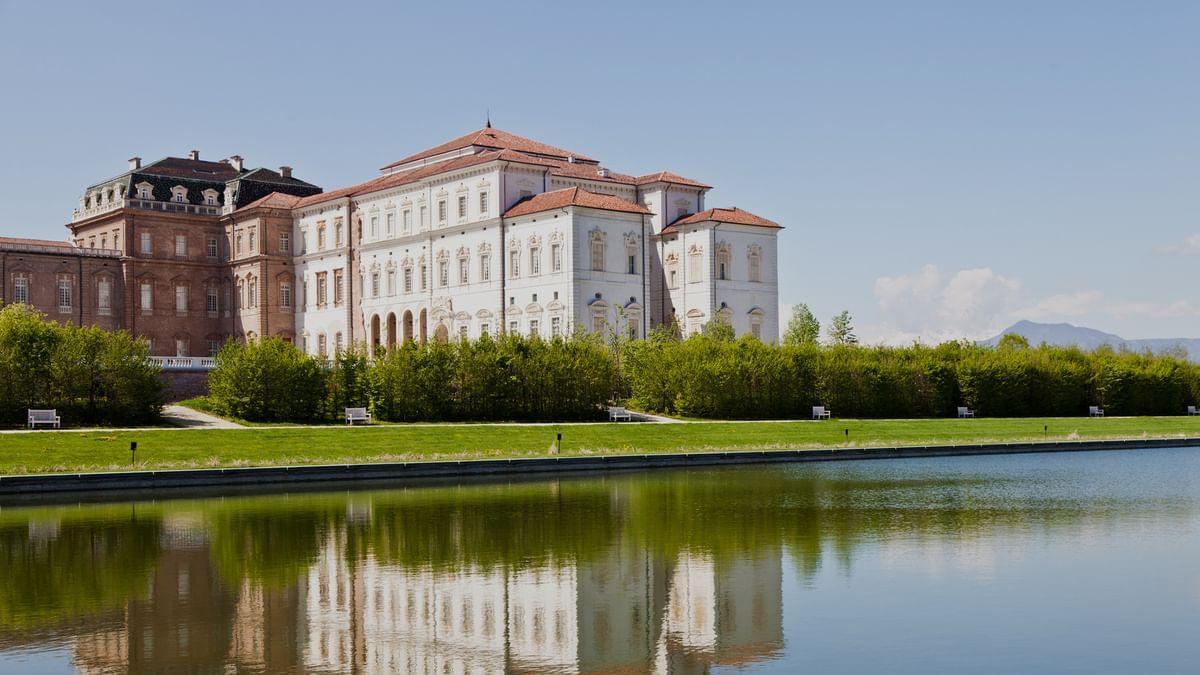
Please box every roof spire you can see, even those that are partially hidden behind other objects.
[486,109,491,128]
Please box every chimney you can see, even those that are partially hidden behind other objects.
[279,166,293,179]
[230,155,244,171]
[128,157,141,170]
[188,149,199,160]
[597,168,610,178]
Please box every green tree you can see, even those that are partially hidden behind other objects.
[997,333,1031,350]
[783,303,821,345]
[827,310,858,345]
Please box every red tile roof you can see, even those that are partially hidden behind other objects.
[635,171,712,189]
[296,149,561,209]
[504,187,651,218]
[236,192,304,212]
[665,207,781,231]
[549,161,638,185]
[382,127,596,170]
[0,236,75,249]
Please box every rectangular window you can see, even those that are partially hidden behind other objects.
[57,277,72,312]
[458,259,468,285]
[438,260,449,288]
[175,338,188,356]
[669,268,678,289]
[370,216,378,239]
[386,212,395,236]
[509,320,519,334]
[404,268,413,294]
[551,316,561,337]
[140,232,152,255]
[207,287,218,314]
[592,315,606,334]
[420,205,428,229]
[371,272,380,298]
[335,332,344,353]
[279,232,290,253]
[97,278,112,315]
[175,285,187,314]
[530,247,540,275]
[481,323,490,337]
[529,319,539,337]
[208,340,221,356]
[749,253,762,282]
[317,333,327,357]
[551,243,562,272]
[13,274,28,304]
[479,192,489,214]
[114,232,120,251]
[317,225,326,250]
[403,209,412,233]
[175,234,187,257]
[280,282,292,308]
[509,250,519,278]
[316,273,327,306]
[457,195,467,219]
[437,200,447,223]
[387,270,396,295]
[207,237,218,258]
[459,324,469,339]
[248,279,257,308]
[719,261,727,280]
[335,220,344,247]
[591,241,604,271]
[689,253,702,282]
[333,269,344,305]
[249,228,257,253]
[752,323,762,339]
[140,282,153,312]
[628,254,637,275]
[236,233,244,256]
[480,254,491,281]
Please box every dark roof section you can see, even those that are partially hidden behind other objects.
[382,127,597,170]
[665,207,781,232]
[83,156,321,209]
[504,187,651,218]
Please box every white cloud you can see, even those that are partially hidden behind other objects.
[868,265,1023,343]
[1154,234,1200,256]
[862,264,1200,345]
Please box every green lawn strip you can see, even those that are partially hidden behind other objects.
[2,417,1199,476]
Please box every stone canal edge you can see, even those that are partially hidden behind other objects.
[3,436,1198,499]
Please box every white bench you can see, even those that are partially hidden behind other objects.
[957,406,975,418]
[1089,406,1105,417]
[27,409,61,429]
[345,407,371,425]
[608,406,632,422]
[1188,406,1199,416]
[812,406,831,420]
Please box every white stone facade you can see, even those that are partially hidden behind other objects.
[278,126,781,354]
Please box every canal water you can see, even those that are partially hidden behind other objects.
[0,447,1197,674]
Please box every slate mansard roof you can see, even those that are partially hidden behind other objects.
[81,156,321,212]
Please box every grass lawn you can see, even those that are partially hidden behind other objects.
[2,416,1200,475]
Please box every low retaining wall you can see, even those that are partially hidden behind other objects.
[159,371,209,401]
[2,436,1197,498]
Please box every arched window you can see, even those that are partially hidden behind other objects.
[590,230,606,272]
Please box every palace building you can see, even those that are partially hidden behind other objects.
[2,126,781,357]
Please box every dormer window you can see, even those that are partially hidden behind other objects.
[136,182,153,200]
[202,189,219,206]
[171,186,188,203]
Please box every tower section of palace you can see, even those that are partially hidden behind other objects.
[2,126,781,355]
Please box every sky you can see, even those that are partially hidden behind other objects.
[0,0,1197,343]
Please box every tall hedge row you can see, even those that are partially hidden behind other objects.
[209,334,615,423]
[206,330,1200,423]
[625,333,1200,419]
[0,305,163,426]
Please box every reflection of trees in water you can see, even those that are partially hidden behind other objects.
[0,461,1194,661]
[0,513,161,631]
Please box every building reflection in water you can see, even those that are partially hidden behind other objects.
[56,519,782,673]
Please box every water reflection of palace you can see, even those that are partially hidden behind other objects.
[57,522,782,673]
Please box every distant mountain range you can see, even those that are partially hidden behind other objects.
[982,320,1200,360]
